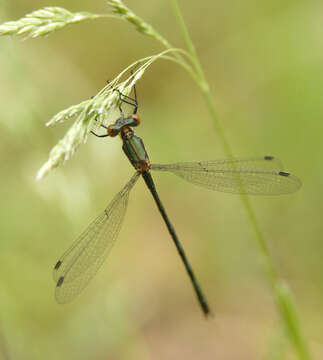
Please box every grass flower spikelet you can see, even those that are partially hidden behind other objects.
[0,7,102,38]
[107,0,171,48]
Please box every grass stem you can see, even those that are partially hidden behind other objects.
[170,1,310,359]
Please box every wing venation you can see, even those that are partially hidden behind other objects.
[53,172,140,304]
[151,158,301,195]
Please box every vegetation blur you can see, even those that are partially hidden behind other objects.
[0,0,322,359]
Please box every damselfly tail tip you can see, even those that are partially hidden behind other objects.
[204,308,214,319]
[201,302,213,318]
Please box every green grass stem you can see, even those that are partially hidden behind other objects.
[170,1,311,359]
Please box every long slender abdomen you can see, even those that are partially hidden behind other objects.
[141,171,211,316]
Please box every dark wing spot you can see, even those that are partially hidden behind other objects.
[264,156,274,160]
[54,260,62,270]
[279,171,290,177]
[198,162,208,172]
[57,276,64,287]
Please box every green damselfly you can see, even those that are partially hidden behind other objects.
[53,88,301,316]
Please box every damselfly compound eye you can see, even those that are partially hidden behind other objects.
[107,125,119,137]
[131,114,140,126]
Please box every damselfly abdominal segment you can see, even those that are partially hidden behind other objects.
[53,86,301,316]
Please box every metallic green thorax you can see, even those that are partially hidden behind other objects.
[108,114,150,172]
[122,129,150,172]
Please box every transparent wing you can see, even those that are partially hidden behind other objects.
[53,172,140,304]
[151,156,301,195]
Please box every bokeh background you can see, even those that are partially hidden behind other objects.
[0,0,322,359]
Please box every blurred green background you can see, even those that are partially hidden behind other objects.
[0,0,322,359]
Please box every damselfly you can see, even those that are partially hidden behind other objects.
[53,86,301,316]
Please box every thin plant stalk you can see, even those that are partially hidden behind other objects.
[170,1,310,359]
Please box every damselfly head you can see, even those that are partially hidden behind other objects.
[107,124,120,137]
[131,114,140,126]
